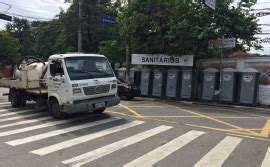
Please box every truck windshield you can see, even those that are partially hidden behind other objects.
[65,56,114,80]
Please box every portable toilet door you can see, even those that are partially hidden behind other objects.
[220,68,238,103]
[166,70,179,99]
[140,70,152,96]
[238,69,260,105]
[152,70,166,98]
[180,70,193,100]
[201,68,219,101]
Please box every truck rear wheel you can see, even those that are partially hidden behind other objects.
[9,89,27,108]
[49,98,66,119]
[9,89,21,108]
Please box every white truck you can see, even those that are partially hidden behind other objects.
[0,54,120,119]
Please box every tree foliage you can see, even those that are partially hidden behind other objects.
[0,31,20,64]
[6,18,35,57]
[118,0,261,59]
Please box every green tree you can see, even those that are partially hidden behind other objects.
[6,18,35,57]
[98,40,125,63]
[0,31,20,65]
[118,0,260,58]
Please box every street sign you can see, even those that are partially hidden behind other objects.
[204,0,216,11]
[208,38,236,49]
[222,38,236,48]
[101,16,116,25]
[208,39,223,48]
[256,12,270,17]
[0,14,12,21]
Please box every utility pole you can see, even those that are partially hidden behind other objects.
[78,0,82,53]
[125,0,131,82]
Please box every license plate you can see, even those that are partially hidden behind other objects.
[94,102,105,109]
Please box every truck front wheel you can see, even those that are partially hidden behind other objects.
[49,98,67,119]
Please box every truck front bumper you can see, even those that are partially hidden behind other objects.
[63,95,120,114]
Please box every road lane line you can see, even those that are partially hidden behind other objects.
[6,117,120,146]
[165,104,260,136]
[124,130,205,167]
[194,136,242,167]
[261,119,270,137]
[31,120,145,156]
[62,125,172,167]
[262,147,270,167]
[119,104,143,118]
[0,116,51,128]
[0,112,46,123]
[0,109,37,118]
[0,116,88,137]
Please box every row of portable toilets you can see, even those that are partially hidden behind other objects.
[116,68,260,106]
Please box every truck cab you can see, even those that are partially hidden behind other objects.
[47,54,120,118]
[0,54,120,119]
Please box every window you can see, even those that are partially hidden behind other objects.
[65,56,114,80]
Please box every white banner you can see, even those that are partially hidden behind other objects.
[131,54,194,67]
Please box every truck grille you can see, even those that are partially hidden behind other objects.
[83,84,111,95]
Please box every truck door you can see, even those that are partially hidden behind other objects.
[47,59,65,93]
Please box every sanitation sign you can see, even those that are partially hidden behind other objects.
[131,54,194,67]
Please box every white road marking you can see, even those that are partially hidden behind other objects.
[124,130,205,167]
[194,136,242,167]
[31,120,145,156]
[261,147,270,167]
[0,116,88,137]
[6,117,120,146]
[0,116,51,128]
[0,112,46,123]
[0,108,18,113]
[62,125,172,167]
[0,109,37,118]
[0,102,10,105]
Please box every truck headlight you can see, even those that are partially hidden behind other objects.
[73,88,82,94]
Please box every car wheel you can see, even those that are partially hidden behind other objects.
[126,95,134,100]
[49,98,66,119]
[93,108,106,114]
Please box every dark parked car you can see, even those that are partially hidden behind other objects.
[117,78,140,100]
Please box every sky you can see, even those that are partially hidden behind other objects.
[0,0,70,28]
[0,0,269,55]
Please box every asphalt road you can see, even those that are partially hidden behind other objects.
[0,88,270,167]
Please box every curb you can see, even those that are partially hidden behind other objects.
[136,97,270,113]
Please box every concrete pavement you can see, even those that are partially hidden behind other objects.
[0,89,269,166]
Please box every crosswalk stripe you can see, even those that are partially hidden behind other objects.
[0,109,37,118]
[261,147,270,167]
[124,130,205,167]
[0,112,46,123]
[0,116,51,128]
[0,102,10,105]
[0,116,88,137]
[6,117,121,146]
[62,125,172,167]
[194,136,242,167]
[31,120,145,156]
[0,108,17,113]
